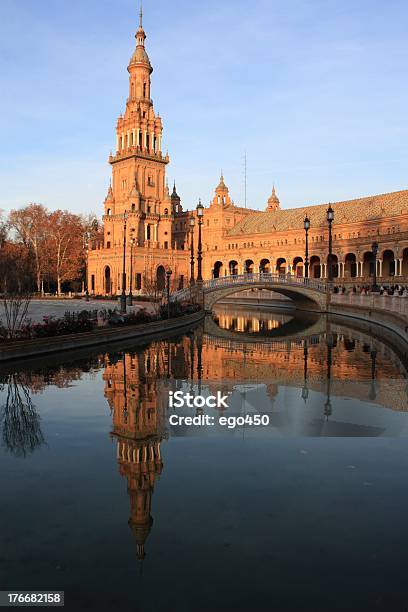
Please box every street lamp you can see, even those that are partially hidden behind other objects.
[304,215,310,279]
[85,247,89,301]
[166,268,172,319]
[372,241,379,292]
[127,237,135,305]
[196,199,204,283]
[326,205,334,282]
[189,214,195,286]
[120,211,128,314]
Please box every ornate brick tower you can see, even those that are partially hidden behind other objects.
[88,6,189,295]
[106,6,168,243]
[266,185,281,212]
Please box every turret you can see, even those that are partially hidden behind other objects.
[210,172,232,208]
[171,182,182,213]
[266,185,280,212]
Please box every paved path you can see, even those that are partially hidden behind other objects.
[0,298,156,324]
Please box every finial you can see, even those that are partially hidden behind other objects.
[139,0,143,28]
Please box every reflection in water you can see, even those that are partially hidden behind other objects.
[212,306,293,334]
[0,374,45,457]
[1,306,408,573]
[104,352,168,562]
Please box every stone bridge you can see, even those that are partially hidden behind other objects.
[171,273,329,312]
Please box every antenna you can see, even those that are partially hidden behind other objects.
[243,151,247,208]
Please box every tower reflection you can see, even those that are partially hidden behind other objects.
[104,349,170,561]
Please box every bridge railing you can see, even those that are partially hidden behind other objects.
[170,273,327,302]
[203,273,327,293]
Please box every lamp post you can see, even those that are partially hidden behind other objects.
[196,199,204,283]
[166,268,172,319]
[120,211,128,314]
[189,214,195,286]
[127,237,135,305]
[326,205,334,282]
[85,247,89,301]
[372,241,379,292]
[304,215,310,279]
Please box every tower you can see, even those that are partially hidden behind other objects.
[210,173,233,208]
[266,185,281,212]
[104,5,170,249]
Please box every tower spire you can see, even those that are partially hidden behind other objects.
[139,1,143,28]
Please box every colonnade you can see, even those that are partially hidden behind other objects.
[116,439,162,465]
[116,128,162,155]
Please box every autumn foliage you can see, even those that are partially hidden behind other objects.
[1,203,102,294]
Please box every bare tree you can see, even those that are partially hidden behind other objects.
[8,204,50,294]
[2,293,31,339]
[0,374,45,457]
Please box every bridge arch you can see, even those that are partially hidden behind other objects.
[199,274,327,312]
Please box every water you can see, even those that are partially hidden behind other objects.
[1,305,408,611]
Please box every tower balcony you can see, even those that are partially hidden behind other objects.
[109,146,169,165]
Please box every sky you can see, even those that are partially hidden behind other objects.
[0,0,407,216]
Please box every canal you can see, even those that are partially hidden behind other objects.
[1,304,408,611]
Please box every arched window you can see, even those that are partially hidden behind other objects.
[106,208,111,216]
[143,82,147,98]
[146,225,151,240]
[131,203,135,212]
[164,208,168,215]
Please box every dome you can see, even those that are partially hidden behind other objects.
[129,46,152,72]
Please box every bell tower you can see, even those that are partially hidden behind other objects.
[105,3,170,249]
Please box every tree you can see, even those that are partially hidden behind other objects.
[48,210,84,295]
[0,242,34,293]
[0,210,7,247]
[8,204,50,293]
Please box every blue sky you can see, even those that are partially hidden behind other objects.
[0,0,407,216]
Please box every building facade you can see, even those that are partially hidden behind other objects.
[88,10,408,295]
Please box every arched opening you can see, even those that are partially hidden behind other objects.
[293,257,303,278]
[402,248,408,276]
[229,260,238,276]
[104,266,111,294]
[328,254,339,278]
[164,208,168,215]
[244,259,254,274]
[276,258,286,275]
[310,256,321,279]
[260,258,270,273]
[156,265,166,291]
[382,250,395,278]
[363,251,374,278]
[344,253,357,278]
[213,261,223,278]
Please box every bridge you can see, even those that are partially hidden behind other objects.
[171,273,329,312]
